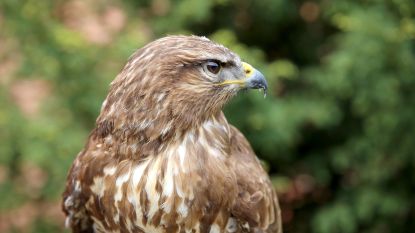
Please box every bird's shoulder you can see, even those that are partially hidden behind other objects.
[62,134,118,233]
[228,125,282,233]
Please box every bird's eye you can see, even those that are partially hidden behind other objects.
[204,61,221,75]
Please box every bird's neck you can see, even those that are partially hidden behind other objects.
[93,111,230,159]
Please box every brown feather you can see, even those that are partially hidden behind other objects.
[62,35,281,233]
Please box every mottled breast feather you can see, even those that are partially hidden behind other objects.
[62,35,282,233]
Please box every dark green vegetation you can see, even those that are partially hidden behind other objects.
[1,0,414,232]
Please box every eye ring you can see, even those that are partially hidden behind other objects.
[203,60,221,75]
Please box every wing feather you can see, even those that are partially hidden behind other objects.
[62,151,94,233]
[228,125,282,233]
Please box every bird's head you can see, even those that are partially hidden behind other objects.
[97,35,267,144]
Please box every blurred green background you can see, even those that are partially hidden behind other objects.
[1,0,414,232]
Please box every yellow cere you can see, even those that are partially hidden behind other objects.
[216,62,254,87]
[242,62,254,78]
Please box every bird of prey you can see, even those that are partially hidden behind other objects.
[62,35,281,233]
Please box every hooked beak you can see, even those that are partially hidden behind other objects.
[215,62,268,97]
[242,62,268,97]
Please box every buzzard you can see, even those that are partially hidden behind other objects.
[63,35,282,233]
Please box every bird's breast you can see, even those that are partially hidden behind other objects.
[86,119,238,233]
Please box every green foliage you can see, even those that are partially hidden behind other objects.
[0,0,414,232]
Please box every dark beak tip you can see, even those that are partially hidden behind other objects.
[248,73,267,89]
[244,69,268,97]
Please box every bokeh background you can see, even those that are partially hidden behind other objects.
[1,0,415,232]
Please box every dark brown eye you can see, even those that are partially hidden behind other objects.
[205,61,221,75]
